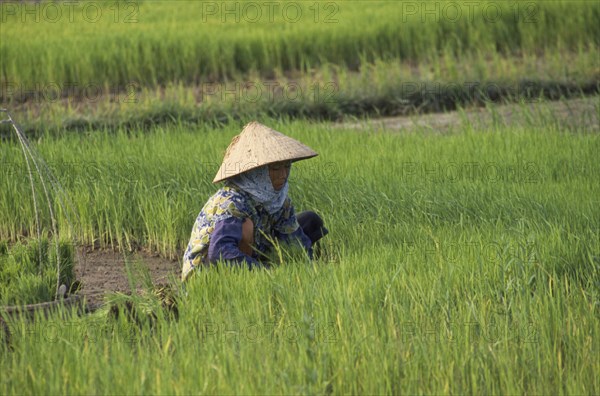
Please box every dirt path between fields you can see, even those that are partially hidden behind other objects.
[335,96,598,132]
[72,96,598,307]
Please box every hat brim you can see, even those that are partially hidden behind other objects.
[212,121,318,183]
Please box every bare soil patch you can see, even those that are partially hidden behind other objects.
[73,247,180,308]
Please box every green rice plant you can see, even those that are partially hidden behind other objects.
[0,238,75,305]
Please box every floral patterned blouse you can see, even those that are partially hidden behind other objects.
[181,183,312,281]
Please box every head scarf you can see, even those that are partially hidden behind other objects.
[229,165,290,214]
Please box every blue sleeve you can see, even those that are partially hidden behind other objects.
[207,217,262,269]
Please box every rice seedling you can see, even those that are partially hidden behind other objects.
[0,238,75,306]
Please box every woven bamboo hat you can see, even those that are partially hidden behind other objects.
[213,121,318,183]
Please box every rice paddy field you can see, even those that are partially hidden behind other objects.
[1,0,599,133]
[1,0,600,394]
[3,0,597,89]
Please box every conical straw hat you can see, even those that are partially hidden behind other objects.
[213,121,318,183]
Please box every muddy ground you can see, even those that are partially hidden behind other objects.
[73,96,598,307]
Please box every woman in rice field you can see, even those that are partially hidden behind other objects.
[181,121,328,281]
